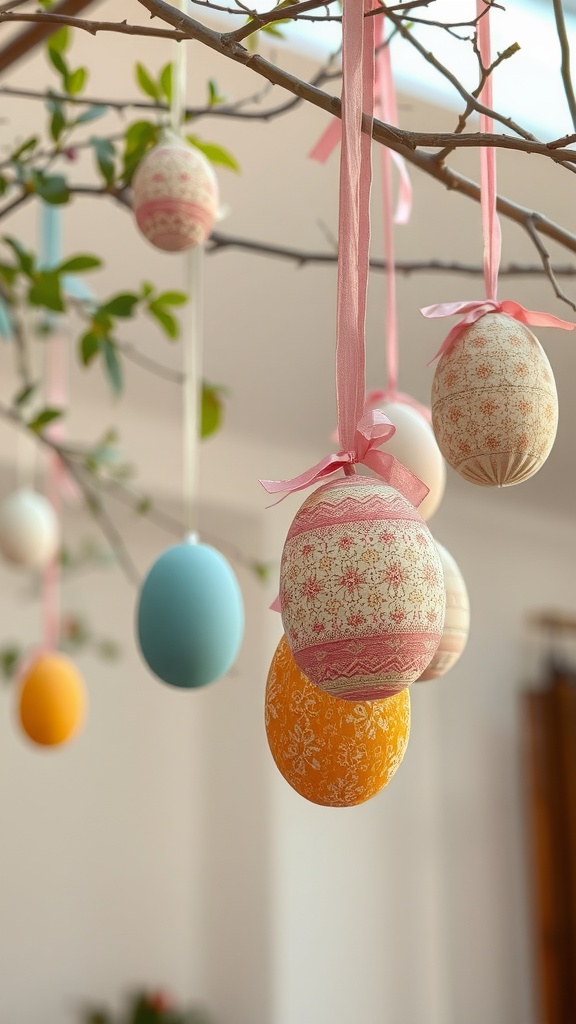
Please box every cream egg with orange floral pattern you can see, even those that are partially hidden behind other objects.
[431,312,558,487]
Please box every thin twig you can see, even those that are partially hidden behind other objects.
[0,403,142,585]
[0,10,188,38]
[523,216,576,313]
[552,0,576,132]
[118,341,184,383]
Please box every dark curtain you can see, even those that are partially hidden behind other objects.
[524,667,576,1023]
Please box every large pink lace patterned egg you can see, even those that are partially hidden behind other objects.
[279,475,445,701]
[432,312,558,486]
[132,141,218,252]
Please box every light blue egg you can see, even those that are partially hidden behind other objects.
[136,540,244,689]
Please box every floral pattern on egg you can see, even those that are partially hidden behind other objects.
[431,313,558,486]
[265,635,410,807]
[132,142,219,252]
[280,475,445,702]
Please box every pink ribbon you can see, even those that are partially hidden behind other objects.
[422,298,575,360]
[261,408,429,507]
[261,0,429,510]
[422,1,574,358]
[309,25,412,227]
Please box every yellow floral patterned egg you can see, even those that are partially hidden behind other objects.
[418,542,469,681]
[431,312,558,486]
[265,635,410,807]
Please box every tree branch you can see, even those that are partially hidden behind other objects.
[207,230,576,279]
[0,10,188,39]
[552,0,576,132]
[523,216,576,313]
[0,403,142,585]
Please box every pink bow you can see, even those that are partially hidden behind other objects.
[260,409,429,507]
[422,298,575,361]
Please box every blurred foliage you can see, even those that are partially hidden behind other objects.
[83,991,214,1024]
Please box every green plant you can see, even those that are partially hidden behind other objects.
[83,990,214,1024]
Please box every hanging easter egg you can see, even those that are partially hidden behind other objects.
[378,400,445,520]
[18,652,87,747]
[0,489,59,569]
[132,140,219,252]
[418,541,469,681]
[280,475,445,701]
[137,538,243,689]
[266,635,410,807]
[431,313,558,486]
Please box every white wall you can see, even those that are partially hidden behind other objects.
[1,438,575,1024]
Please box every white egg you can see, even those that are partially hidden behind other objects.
[0,489,59,568]
[379,401,446,520]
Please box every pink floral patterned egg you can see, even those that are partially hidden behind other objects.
[418,541,469,682]
[431,312,558,486]
[279,474,445,701]
[132,141,218,252]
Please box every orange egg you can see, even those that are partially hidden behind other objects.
[265,636,410,807]
[18,652,87,747]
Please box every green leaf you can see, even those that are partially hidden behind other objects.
[135,62,160,101]
[261,19,290,36]
[0,177,7,197]
[32,173,69,205]
[79,331,100,365]
[47,47,69,80]
[74,104,108,125]
[136,495,152,515]
[147,302,178,339]
[207,79,225,107]
[0,645,21,681]
[14,383,38,407]
[201,382,223,438]
[57,254,101,273]
[90,136,116,186]
[120,120,158,185]
[50,105,66,143]
[154,290,187,307]
[123,120,158,154]
[28,271,64,312]
[101,293,139,317]
[3,236,34,276]
[66,66,87,95]
[159,62,173,103]
[0,263,17,286]
[48,26,69,55]
[100,339,123,394]
[187,135,240,172]
[96,639,121,661]
[28,407,64,434]
[10,136,39,161]
[252,561,273,583]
